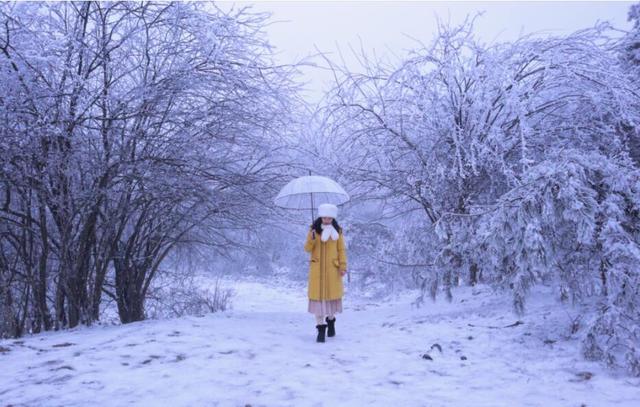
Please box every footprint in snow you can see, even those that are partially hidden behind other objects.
[421,343,444,361]
[569,371,593,382]
[37,374,74,385]
[138,355,164,366]
[42,359,64,366]
[52,342,75,348]
[430,343,442,353]
[51,365,75,371]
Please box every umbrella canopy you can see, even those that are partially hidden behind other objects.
[274,175,349,221]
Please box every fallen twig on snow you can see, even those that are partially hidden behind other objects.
[467,320,524,329]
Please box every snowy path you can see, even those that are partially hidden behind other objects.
[1,277,639,406]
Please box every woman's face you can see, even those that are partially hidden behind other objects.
[321,216,333,224]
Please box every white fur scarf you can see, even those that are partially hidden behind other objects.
[320,223,339,241]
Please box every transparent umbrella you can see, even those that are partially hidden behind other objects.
[274,175,350,223]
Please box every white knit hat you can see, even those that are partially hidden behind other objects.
[317,203,338,218]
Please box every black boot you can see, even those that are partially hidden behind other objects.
[325,316,336,337]
[316,324,327,342]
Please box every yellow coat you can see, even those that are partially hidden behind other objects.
[304,227,347,301]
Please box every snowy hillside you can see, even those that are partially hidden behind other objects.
[2,277,639,407]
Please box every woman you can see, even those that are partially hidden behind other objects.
[304,203,347,343]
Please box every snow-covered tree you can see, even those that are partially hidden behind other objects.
[0,1,302,334]
[319,17,640,375]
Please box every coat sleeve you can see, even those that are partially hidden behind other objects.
[337,232,347,270]
[304,228,316,253]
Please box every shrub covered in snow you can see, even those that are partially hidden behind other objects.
[146,271,235,319]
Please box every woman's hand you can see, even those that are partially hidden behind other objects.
[339,269,347,277]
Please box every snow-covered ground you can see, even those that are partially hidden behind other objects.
[1,276,639,407]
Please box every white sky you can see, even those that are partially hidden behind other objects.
[221,1,635,103]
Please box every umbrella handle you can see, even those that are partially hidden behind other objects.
[310,169,315,226]
[310,191,315,226]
